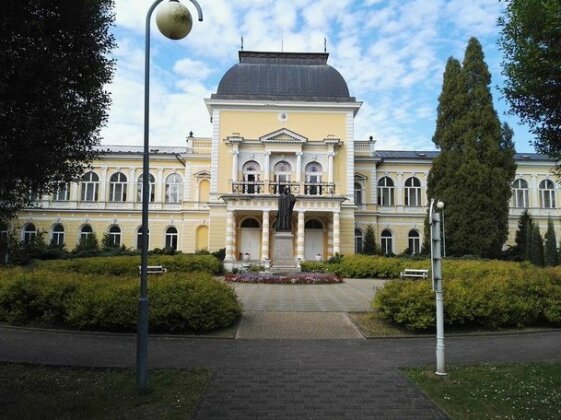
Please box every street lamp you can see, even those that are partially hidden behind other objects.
[429,198,446,376]
[138,0,203,392]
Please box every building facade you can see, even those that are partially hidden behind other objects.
[9,51,560,266]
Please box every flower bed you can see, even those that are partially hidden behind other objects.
[224,271,343,284]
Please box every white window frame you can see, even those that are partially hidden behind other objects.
[165,173,183,204]
[381,229,393,255]
[80,225,93,242]
[81,172,99,201]
[109,172,127,202]
[137,173,155,203]
[108,225,121,247]
[355,228,363,254]
[23,223,37,244]
[51,224,65,246]
[512,179,529,208]
[53,183,70,201]
[165,227,178,250]
[404,177,421,207]
[539,179,556,209]
[408,230,421,255]
[377,177,394,207]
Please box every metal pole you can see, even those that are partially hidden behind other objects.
[137,0,165,392]
[430,199,446,376]
[441,208,446,258]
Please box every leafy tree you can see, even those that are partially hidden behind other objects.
[544,217,558,266]
[499,0,561,159]
[362,224,376,255]
[0,0,115,222]
[514,210,533,259]
[526,223,544,266]
[428,38,516,258]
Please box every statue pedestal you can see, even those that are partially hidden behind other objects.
[272,232,298,272]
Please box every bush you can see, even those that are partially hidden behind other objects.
[373,259,561,331]
[37,254,223,277]
[0,268,241,333]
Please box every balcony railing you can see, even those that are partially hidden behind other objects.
[231,181,336,196]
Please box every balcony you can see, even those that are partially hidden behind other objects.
[231,181,336,196]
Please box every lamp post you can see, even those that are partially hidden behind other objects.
[138,0,203,392]
[429,199,446,376]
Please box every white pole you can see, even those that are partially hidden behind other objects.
[430,199,446,376]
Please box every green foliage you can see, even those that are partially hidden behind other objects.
[428,38,516,258]
[514,210,533,260]
[0,267,241,333]
[544,217,558,266]
[499,0,561,158]
[373,259,561,330]
[362,225,376,255]
[527,223,545,266]
[72,233,100,257]
[37,254,223,277]
[0,1,116,220]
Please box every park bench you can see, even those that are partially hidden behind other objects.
[399,268,429,279]
[138,265,167,275]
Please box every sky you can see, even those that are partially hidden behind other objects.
[100,0,536,153]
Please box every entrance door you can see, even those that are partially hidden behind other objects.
[304,219,324,260]
[239,218,260,260]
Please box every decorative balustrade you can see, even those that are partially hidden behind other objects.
[232,181,265,194]
[303,182,335,196]
[230,181,335,196]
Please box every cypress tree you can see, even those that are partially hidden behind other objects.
[427,38,516,258]
[514,210,533,260]
[362,224,376,255]
[544,217,558,266]
[527,223,544,266]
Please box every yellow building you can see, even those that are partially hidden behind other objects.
[10,51,560,268]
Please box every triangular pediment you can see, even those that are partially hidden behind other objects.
[260,128,308,144]
[194,170,211,178]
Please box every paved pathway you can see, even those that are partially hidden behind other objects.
[2,278,560,419]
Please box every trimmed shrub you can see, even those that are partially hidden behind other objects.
[0,268,241,333]
[373,259,561,331]
[37,254,223,277]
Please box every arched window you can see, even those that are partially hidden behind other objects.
[23,223,37,244]
[354,182,363,205]
[273,161,291,194]
[165,173,183,203]
[408,230,420,255]
[377,177,394,206]
[51,224,65,246]
[109,172,127,202]
[108,225,121,247]
[355,228,363,254]
[81,172,99,201]
[137,173,155,202]
[305,162,323,195]
[80,225,93,242]
[539,179,556,208]
[53,183,70,201]
[165,227,178,250]
[512,179,529,208]
[404,177,421,207]
[241,218,260,228]
[137,227,150,251]
[242,161,260,194]
[381,229,393,255]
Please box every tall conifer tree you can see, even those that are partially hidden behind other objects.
[544,217,558,266]
[428,38,516,258]
[514,210,533,260]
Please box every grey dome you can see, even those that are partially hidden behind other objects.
[211,51,355,102]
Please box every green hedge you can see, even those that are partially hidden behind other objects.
[373,259,561,331]
[37,254,223,277]
[301,255,429,278]
[0,268,240,333]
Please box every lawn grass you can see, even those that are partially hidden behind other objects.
[404,362,561,419]
[0,363,211,419]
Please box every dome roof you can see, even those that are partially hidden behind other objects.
[211,51,355,102]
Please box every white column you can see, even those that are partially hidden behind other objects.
[327,221,333,258]
[232,151,239,183]
[333,211,340,255]
[225,210,234,262]
[155,169,164,203]
[127,168,136,202]
[297,211,305,261]
[396,171,404,206]
[99,167,108,203]
[261,210,270,261]
[532,174,539,208]
[70,182,79,202]
[264,152,270,181]
[296,152,303,183]
[327,152,334,184]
